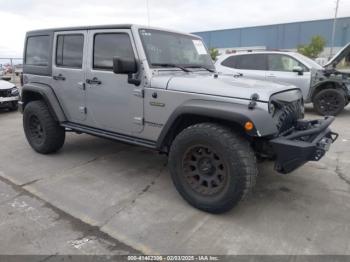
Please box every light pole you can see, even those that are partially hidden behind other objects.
[330,0,340,59]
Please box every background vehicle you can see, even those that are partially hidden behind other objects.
[20,25,337,213]
[216,47,350,116]
[0,80,19,111]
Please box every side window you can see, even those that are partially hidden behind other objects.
[93,33,135,70]
[56,34,84,68]
[236,54,267,70]
[268,54,307,72]
[221,56,238,68]
[25,35,50,66]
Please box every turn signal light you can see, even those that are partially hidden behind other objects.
[244,121,254,132]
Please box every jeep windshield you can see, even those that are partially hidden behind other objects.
[139,29,215,71]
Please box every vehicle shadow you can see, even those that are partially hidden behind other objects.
[0,108,17,114]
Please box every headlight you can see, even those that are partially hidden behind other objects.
[269,102,276,116]
[11,87,19,96]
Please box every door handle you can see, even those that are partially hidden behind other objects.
[86,77,102,85]
[267,74,276,78]
[53,74,66,81]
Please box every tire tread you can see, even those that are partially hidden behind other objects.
[169,122,258,213]
[23,100,65,154]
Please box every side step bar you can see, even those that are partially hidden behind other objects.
[61,122,156,149]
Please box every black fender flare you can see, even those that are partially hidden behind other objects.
[21,83,67,122]
[156,99,278,149]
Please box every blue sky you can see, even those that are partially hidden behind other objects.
[0,0,349,57]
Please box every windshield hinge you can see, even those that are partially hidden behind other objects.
[133,117,144,125]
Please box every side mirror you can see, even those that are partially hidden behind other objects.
[113,57,140,86]
[292,66,304,75]
[113,57,138,74]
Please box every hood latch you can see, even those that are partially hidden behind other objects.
[248,93,259,110]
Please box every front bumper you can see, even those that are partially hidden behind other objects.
[269,117,338,174]
[0,96,19,103]
[0,96,19,108]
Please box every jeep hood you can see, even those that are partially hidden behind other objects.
[153,74,298,102]
[324,42,350,68]
[0,80,15,90]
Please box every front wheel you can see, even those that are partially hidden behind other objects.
[313,89,346,116]
[168,123,258,214]
[9,101,18,111]
[23,100,65,154]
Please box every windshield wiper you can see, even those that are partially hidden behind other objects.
[152,63,190,72]
[184,65,216,73]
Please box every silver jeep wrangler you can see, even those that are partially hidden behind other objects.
[20,24,338,213]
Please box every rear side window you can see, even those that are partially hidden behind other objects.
[236,54,267,70]
[25,35,50,66]
[221,56,237,68]
[221,54,267,70]
[93,33,135,70]
[56,34,84,68]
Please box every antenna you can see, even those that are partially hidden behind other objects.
[146,0,151,26]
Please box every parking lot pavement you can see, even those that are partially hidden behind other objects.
[0,170,138,256]
[0,107,349,255]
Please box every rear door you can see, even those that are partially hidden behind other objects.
[220,54,267,80]
[266,54,311,98]
[52,31,87,123]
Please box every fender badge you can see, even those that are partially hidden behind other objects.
[150,101,165,107]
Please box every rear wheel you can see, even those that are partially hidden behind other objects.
[23,100,65,154]
[168,123,257,214]
[313,89,346,116]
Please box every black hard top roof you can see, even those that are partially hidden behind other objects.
[26,24,133,35]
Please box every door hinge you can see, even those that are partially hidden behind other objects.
[133,117,144,125]
[79,106,87,114]
[78,82,86,90]
[133,89,144,98]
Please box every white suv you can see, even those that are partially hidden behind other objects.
[215,47,350,116]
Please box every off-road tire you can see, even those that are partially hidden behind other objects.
[168,123,258,214]
[23,100,65,154]
[313,88,346,116]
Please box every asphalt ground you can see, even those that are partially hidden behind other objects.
[0,106,349,255]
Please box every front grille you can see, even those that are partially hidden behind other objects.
[273,100,303,133]
[0,89,11,98]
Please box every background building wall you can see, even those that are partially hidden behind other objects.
[193,17,350,57]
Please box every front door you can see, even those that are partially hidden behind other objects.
[52,30,87,123]
[266,54,311,99]
[85,29,144,135]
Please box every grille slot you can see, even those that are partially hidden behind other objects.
[0,89,11,98]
